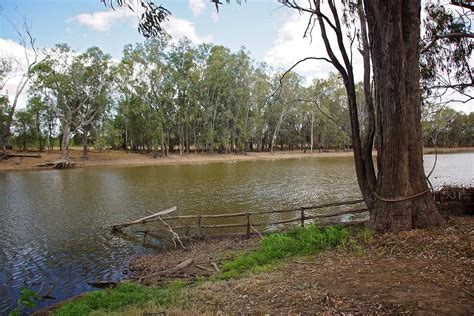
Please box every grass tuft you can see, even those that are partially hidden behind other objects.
[53,281,189,316]
[218,224,353,279]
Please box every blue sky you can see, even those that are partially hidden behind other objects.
[0,0,472,113]
[0,0,288,61]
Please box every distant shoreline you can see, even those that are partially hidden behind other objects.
[1,147,472,172]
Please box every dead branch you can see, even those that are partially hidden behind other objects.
[158,216,185,249]
[139,258,194,284]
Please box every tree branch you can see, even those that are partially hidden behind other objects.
[421,32,474,54]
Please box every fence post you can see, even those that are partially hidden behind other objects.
[246,213,251,238]
[197,215,202,238]
[300,208,305,227]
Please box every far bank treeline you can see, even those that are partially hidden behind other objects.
[1,37,473,159]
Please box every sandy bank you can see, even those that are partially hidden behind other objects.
[1,147,472,172]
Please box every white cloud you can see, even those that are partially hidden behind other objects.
[69,8,212,44]
[188,0,206,15]
[164,17,212,44]
[264,11,364,85]
[69,7,136,32]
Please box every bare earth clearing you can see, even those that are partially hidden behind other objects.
[131,216,473,315]
[1,147,472,172]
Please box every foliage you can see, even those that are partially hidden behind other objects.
[218,225,352,279]
[422,104,473,147]
[20,39,363,154]
[421,1,473,103]
[53,281,189,316]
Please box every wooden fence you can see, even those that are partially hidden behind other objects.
[112,199,368,239]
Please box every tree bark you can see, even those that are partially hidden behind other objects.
[364,0,444,231]
[61,122,71,161]
[310,111,314,153]
[82,126,89,160]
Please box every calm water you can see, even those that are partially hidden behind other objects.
[0,152,472,313]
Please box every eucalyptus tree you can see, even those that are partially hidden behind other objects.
[0,22,40,158]
[12,109,34,151]
[227,48,252,153]
[32,44,90,163]
[75,47,113,159]
[112,47,137,150]
[25,95,48,151]
[201,45,233,153]
[421,1,473,106]
[247,63,271,152]
[278,0,449,231]
[268,71,303,153]
[133,38,169,155]
[167,38,197,155]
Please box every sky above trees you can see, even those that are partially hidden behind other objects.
[0,0,472,113]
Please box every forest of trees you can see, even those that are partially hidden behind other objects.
[1,37,471,160]
[1,38,360,158]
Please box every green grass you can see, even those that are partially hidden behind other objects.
[217,224,353,280]
[53,281,189,316]
[51,224,367,315]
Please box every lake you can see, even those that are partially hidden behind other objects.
[0,152,472,314]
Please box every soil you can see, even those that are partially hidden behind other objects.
[131,216,473,315]
[1,147,472,172]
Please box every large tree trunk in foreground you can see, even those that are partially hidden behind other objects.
[365,0,444,231]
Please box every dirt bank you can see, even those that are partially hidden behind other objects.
[0,149,355,172]
[2,147,472,172]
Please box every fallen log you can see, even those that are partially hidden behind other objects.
[140,258,194,284]
[5,152,41,158]
[87,281,119,289]
[112,206,177,230]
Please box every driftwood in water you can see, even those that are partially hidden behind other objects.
[42,284,56,299]
[112,206,177,230]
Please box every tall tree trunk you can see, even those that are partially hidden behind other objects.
[357,0,377,192]
[310,111,314,153]
[61,122,71,161]
[82,127,89,160]
[0,125,7,158]
[365,0,444,231]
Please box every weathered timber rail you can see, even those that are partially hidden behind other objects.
[112,199,368,240]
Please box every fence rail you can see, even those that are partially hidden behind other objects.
[112,199,368,239]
